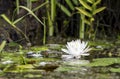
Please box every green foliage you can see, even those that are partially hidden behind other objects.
[0,41,6,52]
[24,73,42,78]
[19,6,44,26]
[56,66,79,72]
[1,14,30,43]
[16,64,34,69]
[72,0,79,6]
[76,0,106,39]
[110,68,120,73]
[76,7,92,18]
[80,0,92,11]
[16,0,20,14]
[46,0,56,36]
[93,7,106,15]
[32,1,49,11]
[57,2,72,17]
[7,42,20,47]
[65,0,75,11]
[56,0,76,17]
[87,58,120,67]
[30,46,48,51]
[51,0,56,21]
[1,1,49,44]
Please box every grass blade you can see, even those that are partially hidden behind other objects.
[57,2,71,17]
[79,0,92,11]
[19,6,44,26]
[76,7,92,17]
[0,41,6,52]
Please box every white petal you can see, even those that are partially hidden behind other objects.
[61,39,91,59]
[83,46,92,53]
[61,48,69,54]
[81,53,90,56]
[61,55,74,60]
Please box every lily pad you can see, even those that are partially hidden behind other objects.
[46,44,63,50]
[56,66,78,72]
[16,64,35,69]
[87,58,120,67]
[24,73,42,78]
[56,60,89,72]
[31,46,48,51]
[62,60,90,66]
[110,68,120,73]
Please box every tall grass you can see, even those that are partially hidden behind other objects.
[0,41,6,52]
[1,14,30,43]
[1,0,48,44]
[46,0,56,36]
[76,0,106,39]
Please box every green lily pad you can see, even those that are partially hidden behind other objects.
[30,46,48,51]
[62,60,90,66]
[87,58,120,67]
[16,64,35,69]
[24,73,42,78]
[110,68,120,73]
[56,66,81,72]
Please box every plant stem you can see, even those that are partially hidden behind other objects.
[43,17,46,45]
[79,14,85,39]
[16,0,19,14]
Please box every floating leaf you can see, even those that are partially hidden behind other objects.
[79,0,92,11]
[16,64,35,69]
[7,42,20,47]
[93,7,106,15]
[87,58,120,67]
[76,7,92,17]
[110,68,120,73]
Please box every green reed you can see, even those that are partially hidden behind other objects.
[76,0,106,39]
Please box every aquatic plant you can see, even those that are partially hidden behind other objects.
[46,0,56,36]
[76,0,106,39]
[0,41,6,52]
[61,39,91,60]
[1,1,48,44]
[26,51,42,58]
[1,14,30,43]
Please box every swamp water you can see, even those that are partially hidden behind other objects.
[0,43,120,79]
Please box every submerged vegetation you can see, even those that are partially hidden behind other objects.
[0,0,120,79]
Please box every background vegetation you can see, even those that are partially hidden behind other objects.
[0,0,120,45]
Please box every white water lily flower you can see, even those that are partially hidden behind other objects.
[61,39,91,60]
